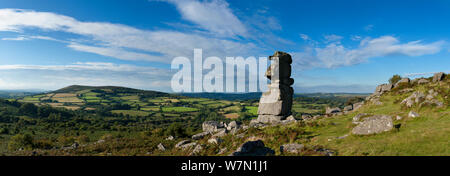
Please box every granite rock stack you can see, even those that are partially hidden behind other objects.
[256,51,294,124]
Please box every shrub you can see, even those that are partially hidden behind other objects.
[8,134,34,151]
[389,74,402,84]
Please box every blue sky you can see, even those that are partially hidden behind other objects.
[0,0,449,93]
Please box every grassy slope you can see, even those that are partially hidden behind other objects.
[220,78,449,156]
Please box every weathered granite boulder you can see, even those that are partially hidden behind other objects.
[257,85,293,116]
[212,128,228,138]
[207,137,223,145]
[353,102,364,111]
[401,91,425,108]
[408,111,420,118]
[230,140,275,156]
[432,72,445,82]
[375,83,393,94]
[280,143,304,154]
[343,105,353,112]
[190,144,203,156]
[394,78,410,88]
[175,140,191,148]
[326,107,342,115]
[180,142,197,150]
[202,121,224,133]
[418,79,429,84]
[351,115,393,135]
[227,121,240,131]
[157,143,166,151]
[165,136,174,141]
[192,131,210,140]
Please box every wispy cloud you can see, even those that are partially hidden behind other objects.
[161,0,247,38]
[364,24,374,31]
[293,35,445,69]
[0,8,260,63]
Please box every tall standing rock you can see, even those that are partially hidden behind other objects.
[256,51,294,124]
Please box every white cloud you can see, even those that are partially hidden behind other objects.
[300,34,310,41]
[162,0,247,38]
[324,34,343,43]
[293,36,444,69]
[0,8,259,63]
[2,36,28,41]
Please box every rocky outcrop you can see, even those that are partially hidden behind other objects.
[351,115,393,135]
[343,105,353,112]
[394,78,410,88]
[192,131,210,140]
[401,91,425,108]
[432,72,445,82]
[417,79,429,84]
[280,143,304,154]
[326,107,342,115]
[202,121,225,133]
[255,51,293,124]
[230,140,275,156]
[401,90,444,108]
[175,140,191,148]
[190,144,203,155]
[207,137,223,145]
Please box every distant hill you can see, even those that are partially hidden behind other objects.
[179,92,370,101]
[180,92,262,101]
[0,90,41,98]
[53,85,169,97]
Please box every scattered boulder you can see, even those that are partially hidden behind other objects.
[401,91,425,108]
[280,115,297,124]
[227,121,240,131]
[207,137,223,145]
[418,79,429,84]
[166,136,174,141]
[408,111,420,118]
[351,115,393,135]
[230,140,275,156]
[352,102,364,111]
[217,148,227,155]
[190,144,203,155]
[343,105,353,112]
[175,140,191,148]
[326,107,342,115]
[202,121,225,133]
[420,99,444,108]
[212,128,228,138]
[301,114,313,120]
[396,115,403,120]
[192,131,210,140]
[394,78,410,88]
[280,143,304,154]
[432,72,445,82]
[157,143,166,151]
